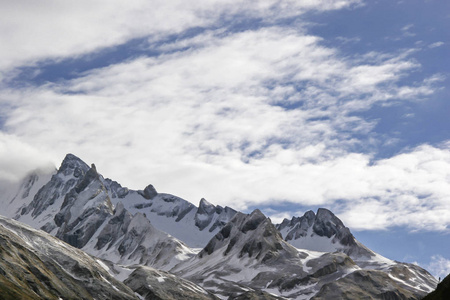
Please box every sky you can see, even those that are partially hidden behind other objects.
[0,0,449,278]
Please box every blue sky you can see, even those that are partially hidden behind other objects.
[0,0,449,278]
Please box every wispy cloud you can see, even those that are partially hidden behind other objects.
[429,41,445,48]
[424,255,450,279]
[336,36,361,44]
[401,23,416,37]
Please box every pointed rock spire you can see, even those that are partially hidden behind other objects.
[198,198,216,215]
[58,153,89,177]
[140,184,157,199]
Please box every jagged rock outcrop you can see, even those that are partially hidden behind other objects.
[195,198,237,232]
[104,178,130,198]
[88,211,196,270]
[277,208,374,259]
[198,209,294,262]
[20,154,89,220]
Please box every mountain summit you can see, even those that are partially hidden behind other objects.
[277,208,374,259]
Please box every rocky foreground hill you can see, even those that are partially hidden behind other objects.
[0,154,441,299]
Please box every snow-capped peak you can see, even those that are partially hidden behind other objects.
[277,208,375,259]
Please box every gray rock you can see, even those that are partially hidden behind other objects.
[54,164,114,248]
[228,290,286,300]
[95,202,132,250]
[195,198,219,230]
[124,266,219,300]
[312,269,426,300]
[142,184,158,199]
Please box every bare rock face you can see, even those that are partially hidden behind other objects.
[54,164,114,248]
[312,269,425,300]
[90,209,196,270]
[0,216,138,300]
[228,290,286,300]
[124,266,219,300]
[95,202,132,250]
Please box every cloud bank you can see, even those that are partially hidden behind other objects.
[0,0,448,233]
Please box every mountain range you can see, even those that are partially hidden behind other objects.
[0,153,441,299]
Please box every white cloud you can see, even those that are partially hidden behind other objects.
[335,36,361,44]
[0,132,54,182]
[337,144,450,231]
[429,41,445,48]
[0,0,447,233]
[401,24,414,32]
[425,255,450,279]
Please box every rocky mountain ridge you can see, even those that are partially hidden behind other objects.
[0,153,440,299]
